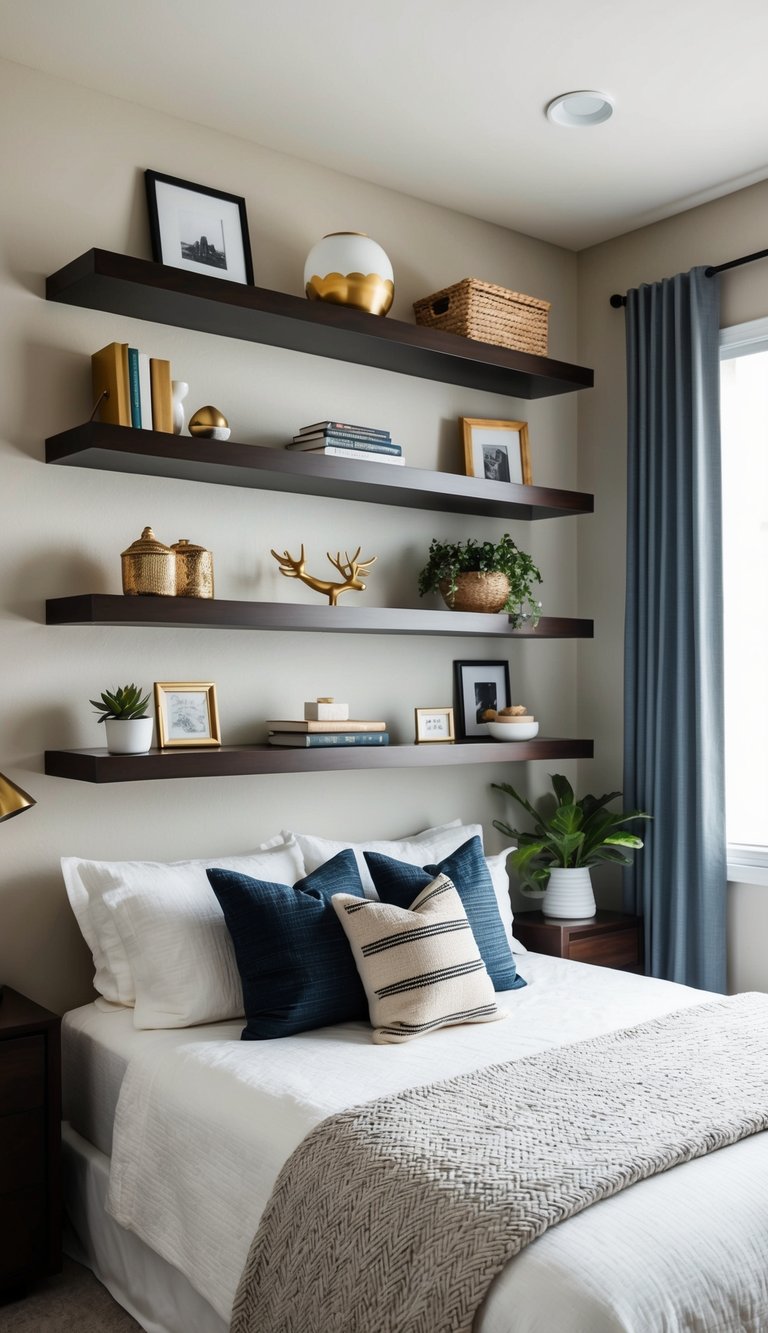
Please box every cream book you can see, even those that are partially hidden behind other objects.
[267,719,386,733]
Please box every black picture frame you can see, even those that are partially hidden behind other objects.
[453,659,511,740]
[145,170,254,285]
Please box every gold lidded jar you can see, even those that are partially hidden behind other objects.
[121,526,175,597]
[171,538,215,599]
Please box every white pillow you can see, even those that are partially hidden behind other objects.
[61,834,301,1006]
[333,874,506,1045]
[105,837,306,1029]
[485,847,527,955]
[284,820,473,897]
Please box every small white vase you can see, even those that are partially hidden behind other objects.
[171,381,189,435]
[541,867,596,919]
[304,232,394,315]
[104,717,154,755]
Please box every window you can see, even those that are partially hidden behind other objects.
[719,319,768,879]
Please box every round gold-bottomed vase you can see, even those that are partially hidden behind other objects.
[304,232,394,316]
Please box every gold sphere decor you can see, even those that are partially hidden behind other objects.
[303,232,394,316]
[188,405,231,440]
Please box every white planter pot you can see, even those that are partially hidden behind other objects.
[104,717,154,755]
[541,867,596,919]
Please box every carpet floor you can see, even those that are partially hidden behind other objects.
[0,1258,143,1331]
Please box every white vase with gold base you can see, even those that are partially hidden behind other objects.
[304,232,394,315]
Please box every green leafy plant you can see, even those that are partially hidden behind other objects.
[417,534,542,620]
[90,683,151,724]
[492,772,651,892]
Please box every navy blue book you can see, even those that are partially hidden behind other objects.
[298,420,390,440]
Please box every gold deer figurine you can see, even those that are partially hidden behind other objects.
[270,544,378,606]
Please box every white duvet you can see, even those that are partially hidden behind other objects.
[106,954,768,1332]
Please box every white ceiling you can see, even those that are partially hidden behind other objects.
[2,0,767,250]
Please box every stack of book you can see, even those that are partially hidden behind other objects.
[91,341,174,433]
[266,719,390,748]
[287,421,404,465]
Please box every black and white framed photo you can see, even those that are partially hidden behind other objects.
[414,707,455,744]
[154,681,221,749]
[453,659,511,740]
[460,417,532,485]
[145,170,254,284]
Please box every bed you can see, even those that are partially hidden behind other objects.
[59,825,768,1332]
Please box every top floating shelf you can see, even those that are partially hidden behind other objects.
[45,249,594,400]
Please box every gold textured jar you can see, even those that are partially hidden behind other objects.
[171,538,215,599]
[121,526,175,597]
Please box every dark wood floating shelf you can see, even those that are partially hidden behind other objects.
[46,249,594,400]
[44,738,594,783]
[45,594,593,639]
[46,423,593,521]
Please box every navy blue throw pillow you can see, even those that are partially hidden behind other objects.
[207,849,369,1040]
[364,836,525,993]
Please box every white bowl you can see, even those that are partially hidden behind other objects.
[487,720,539,742]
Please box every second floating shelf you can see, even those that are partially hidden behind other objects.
[45,595,593,639]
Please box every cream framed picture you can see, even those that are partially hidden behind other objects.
[414,707,455,744]
[154,682,221,748]
[460,417,532,485]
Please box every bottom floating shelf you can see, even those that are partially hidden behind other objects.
[44,739,594,783]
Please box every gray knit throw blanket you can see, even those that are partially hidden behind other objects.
[231,993,768,1333]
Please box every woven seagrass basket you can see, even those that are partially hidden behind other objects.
[413,278,550,355]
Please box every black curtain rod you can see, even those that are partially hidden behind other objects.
[608,244,768,307]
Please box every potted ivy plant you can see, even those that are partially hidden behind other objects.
[90,683,154,755]
[417,534,542,623]
[491,772,651,918]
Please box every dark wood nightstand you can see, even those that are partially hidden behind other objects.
[0,988,61,1296]
[513,910,644,973]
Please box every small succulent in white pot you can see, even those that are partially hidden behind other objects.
[90,684,153,755]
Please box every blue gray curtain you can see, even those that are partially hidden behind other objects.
[623,266,727,992]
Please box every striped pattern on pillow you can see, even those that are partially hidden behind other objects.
[332,873,506,1045]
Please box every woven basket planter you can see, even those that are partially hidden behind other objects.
[413,278,550,355]
[439,571,510,613]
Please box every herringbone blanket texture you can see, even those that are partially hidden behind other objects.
[231,992,768,1333]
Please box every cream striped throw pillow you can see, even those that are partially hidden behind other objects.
[332,873,506,1045]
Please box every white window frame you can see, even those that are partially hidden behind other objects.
[719,317,768,885]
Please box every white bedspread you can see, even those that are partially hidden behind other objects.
[105,955,768,1331]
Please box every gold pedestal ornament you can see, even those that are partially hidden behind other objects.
[121,526,175,597]
[188,406,231,440]
[171,538,215,599]
[304,232,394,316]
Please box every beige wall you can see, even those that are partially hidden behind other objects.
[577,179,768,993]
[0,59,582,1013]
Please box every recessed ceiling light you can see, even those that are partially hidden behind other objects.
[546,90,614,128]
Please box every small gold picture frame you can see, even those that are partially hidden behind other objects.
[460,417,532,485]
[414,707,455,744]
[154,682,221,748]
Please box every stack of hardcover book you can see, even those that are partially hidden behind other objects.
[91,341,173,433]
[286,421,404,465]
[266,719,390,748]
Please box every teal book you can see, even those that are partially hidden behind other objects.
[268,732,390,747]
[127,347,142,428]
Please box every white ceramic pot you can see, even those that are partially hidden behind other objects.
[104,717,154,755]
[304,232,394,315]
[541,866,596,919]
